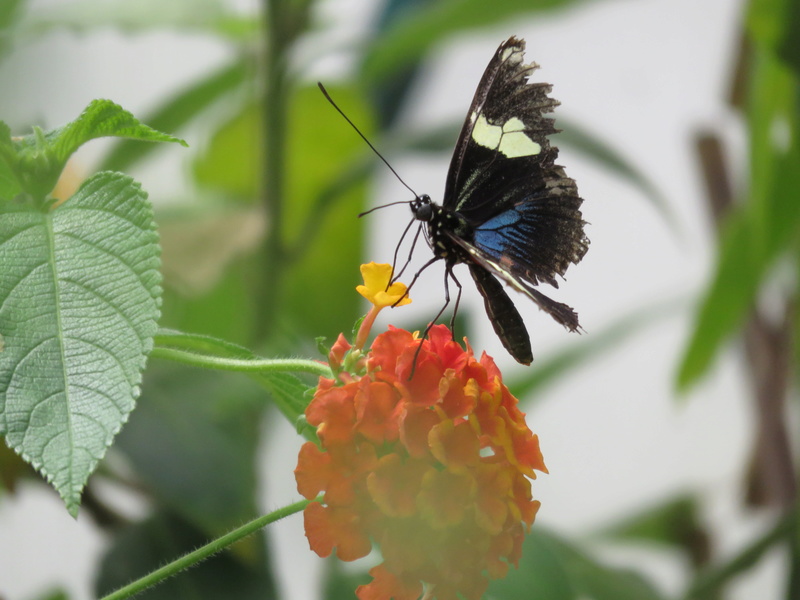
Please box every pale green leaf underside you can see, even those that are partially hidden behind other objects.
[0,172,161,515]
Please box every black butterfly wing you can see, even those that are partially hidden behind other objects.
[452,231,581,333]
[468,263,533,365]
[444,36,589,291]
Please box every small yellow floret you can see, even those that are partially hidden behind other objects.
[356,262,411,309]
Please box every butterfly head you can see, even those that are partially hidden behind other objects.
[410,194,433,222]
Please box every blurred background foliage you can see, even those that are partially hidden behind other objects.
[0,0,799,598]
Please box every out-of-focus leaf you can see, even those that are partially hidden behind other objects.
[369,0,436,127]
[30,590,70,600]
[677,50,799,391]
[0,439,34,493]
[100,59,250,173]
[0,0,24,29]
[154,202,261,346]
[509,298,686,401]
[320,558,372,600]
[115,367,263,534]
[747,0,800,78]
[22,0,258,40]
[0,172,161,516]
[95,511,276,600]
[488,528,666,600]
[0,0,25,59]
[192,104,259,199]
[684,514,792,600]
[158,205,264,296]
[597,496,710,565]
[154,329,315,431]
[281,84,369,342]
[362,0,589,83]
[555,120,679,234]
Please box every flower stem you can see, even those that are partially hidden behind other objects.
[150,346,331,377]
[99,498,316,600]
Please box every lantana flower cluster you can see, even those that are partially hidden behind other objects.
[295,263,547,600]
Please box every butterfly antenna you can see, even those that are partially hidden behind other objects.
[318,82,418,199]
[359,200,410,218]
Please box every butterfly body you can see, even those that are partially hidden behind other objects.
[409,36,589,364]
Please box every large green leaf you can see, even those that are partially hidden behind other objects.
[0,171,161,515]
[362,0,590,83]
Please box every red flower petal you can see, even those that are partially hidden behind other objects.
[357,565,422,600]
[304,501,372,562]
[429,419,480,473]
[356,380,401,444]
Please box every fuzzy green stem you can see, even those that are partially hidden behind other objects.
[150,346,331,377]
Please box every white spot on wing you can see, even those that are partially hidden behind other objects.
[471,114,541,158]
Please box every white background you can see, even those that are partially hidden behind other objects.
[0,0,786,598]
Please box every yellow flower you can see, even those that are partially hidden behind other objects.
[356,262,411,309]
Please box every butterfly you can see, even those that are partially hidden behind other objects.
[321,36,588,365]
[398,36,589,365]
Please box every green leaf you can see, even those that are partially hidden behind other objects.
[677,50,800,390]
[747,0,800,78]
[30,590,71,600]
[281,84,370,341]
[0,171,162,515]
[100,60,248,173]
[0,146,21,200]
[22,0,259,40]
[51,99,188,160]
[597,495,709,562]
[0,99,186,200]
[489,528,666,600]
[192,104,259,199]
[362,0,587,83]
[0,0,25,60]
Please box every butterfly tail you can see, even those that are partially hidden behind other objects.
[525,285,582,333]
[469,264,533,365]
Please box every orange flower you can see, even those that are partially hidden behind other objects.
[295,288,547,600]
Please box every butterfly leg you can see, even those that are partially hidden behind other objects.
[392,254,440,307]
[391,224,425,284]
[390,220,418,285]
[446,263,464,341]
